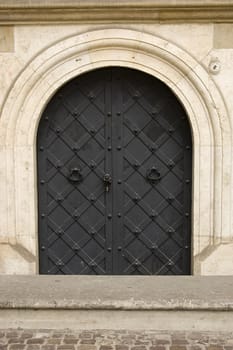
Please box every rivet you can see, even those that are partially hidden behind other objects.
[41,246,45,251]
[168,128,174,134]
[107,247,112,252]
[186,145,191,150]
[56,128,61,134]
[185,179,190,184]
[57,229,63,236]
[72,112,79,118]
[90,161,96,169]
[185,245,189,249]
[117,146,121,150]
[117,180,122,184]
[39,146,44,151]
[90,195,96,202]
[117,213,122,218]
[73,245,80,252]
[41,213,45,218]
[151,210,157,218]
[185,212,190,217]
[107,112,112,117]
[117,112,121,116]
[108,214,112,219]
[90,228,96,235]
[108,146,112,151]
[118,246,122,251]
[90,129,95,135]
[40,180,45,185]
[45,116,49,121]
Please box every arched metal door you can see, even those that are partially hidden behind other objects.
[37,67,192,275]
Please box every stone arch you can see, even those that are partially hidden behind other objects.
[0,28,231,273]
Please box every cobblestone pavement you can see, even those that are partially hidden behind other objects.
[0,329,233,350]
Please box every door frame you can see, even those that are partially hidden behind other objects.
[0,28,230,275]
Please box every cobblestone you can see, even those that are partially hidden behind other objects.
[0,330,232,350]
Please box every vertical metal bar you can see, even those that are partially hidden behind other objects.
[105,69,113,274]
[111,68,124,274]
[182,118,192,275]
[37,117,49,274]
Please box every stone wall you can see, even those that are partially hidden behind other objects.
[0,1,233,275]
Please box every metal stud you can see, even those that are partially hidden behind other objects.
[41,213,46,218]
[89,194,96,202]
[151,210,158,218]
[167,196,174,203]
[108,214,112,219]
[185,179,190,184]
[107,247,112,252]
[117,179,122,184]
[134,227,141,235]
[57,229,63,236]
[40,180,45,185]
[39,146,44,151]
[90,228,96,235]
[107,112,112,117]
[117,112,121,116]
[90,161,96,169]
[117,213,122,218]
[108,146,112,151]
[56,128,61,134]
[40,246,45,251]
[73,245,80,252]
[167,227,175,234]
[117,146,121,150]
[118,246,122,251]
[186,145,191,150]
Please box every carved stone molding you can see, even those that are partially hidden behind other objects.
[0,0,233,24]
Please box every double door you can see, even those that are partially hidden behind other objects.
[38,67,192,275]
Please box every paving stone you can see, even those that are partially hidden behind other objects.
[26,345,40,350]
[27,338,44,344]
[0,329,233,350]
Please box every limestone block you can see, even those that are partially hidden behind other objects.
[201,243,233,275]
[0,244,36,274]
[214,24,233,49]
[0,26,14,52]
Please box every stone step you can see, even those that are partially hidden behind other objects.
[0,276,233,331]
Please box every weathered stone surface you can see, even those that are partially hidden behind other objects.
[0,26,14,52]
[0,329,232,350]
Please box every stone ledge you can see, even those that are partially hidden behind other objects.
[0,276,233,311]
[0,1,233,23]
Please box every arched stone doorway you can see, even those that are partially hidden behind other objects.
[37,67,192,275]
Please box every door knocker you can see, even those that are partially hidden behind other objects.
[68,167,83,183]
[146,166,161,184]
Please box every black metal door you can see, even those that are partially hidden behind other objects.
[37,67,192,275]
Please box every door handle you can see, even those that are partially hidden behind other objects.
[103,173,112,192]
